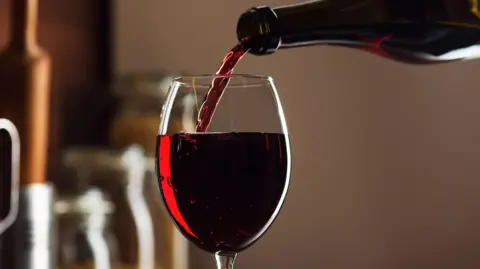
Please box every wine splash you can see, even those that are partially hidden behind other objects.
[195,42,249,132]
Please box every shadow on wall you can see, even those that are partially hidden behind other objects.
[114,1,480,269]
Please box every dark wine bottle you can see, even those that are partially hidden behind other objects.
[236,0,480,64]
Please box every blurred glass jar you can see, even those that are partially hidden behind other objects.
[55,188,119,269]
[62,145,189,269]
[107,73,191,269]
[109,72,184,155]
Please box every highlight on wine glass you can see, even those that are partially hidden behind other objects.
[155,74,291,268]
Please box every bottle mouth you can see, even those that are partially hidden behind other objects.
[236,6,281,55]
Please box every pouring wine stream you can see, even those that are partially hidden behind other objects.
[195,42,249,132]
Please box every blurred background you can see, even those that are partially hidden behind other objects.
[2,0,480,269]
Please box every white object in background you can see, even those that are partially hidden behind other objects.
[0,118,20,235]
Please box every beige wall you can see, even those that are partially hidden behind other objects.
[114,1,480,268]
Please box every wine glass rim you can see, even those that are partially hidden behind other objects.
[172,74,273,87]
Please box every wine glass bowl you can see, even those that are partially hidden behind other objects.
[156,74,291,263]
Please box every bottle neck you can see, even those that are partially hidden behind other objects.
[9,0,38,50]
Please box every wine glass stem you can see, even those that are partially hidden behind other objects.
[215,251,237,269]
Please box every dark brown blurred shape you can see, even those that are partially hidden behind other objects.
[0,0,51,185]
[0,0,111,168]
[0,130,12,221]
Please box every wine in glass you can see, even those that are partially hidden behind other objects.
[155,74,291,269]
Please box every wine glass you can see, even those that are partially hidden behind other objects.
[155,74,291,269]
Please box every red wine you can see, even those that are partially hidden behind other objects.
[195,43,248,132]
[236,1,480,64]
[156,132,290,253]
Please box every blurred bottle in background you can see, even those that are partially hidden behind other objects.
[0,0,55,268]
